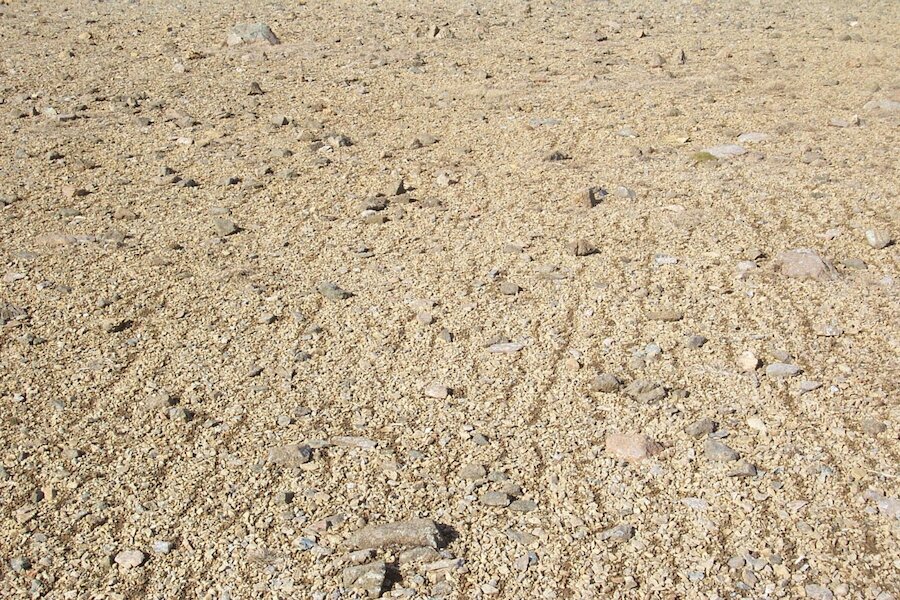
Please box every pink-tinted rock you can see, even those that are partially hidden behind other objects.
[605,433,662,462]
[776,249,838,282]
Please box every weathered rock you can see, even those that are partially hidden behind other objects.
[766,363,801,378]
[213,218,238,236]
[865,229,892,249]
[727,460,758,477]
[600,523,635,544]
[646,308,683,322]
[342,561,387,598]
[317,281,352,300]
[568,239,597,257]
[114,550,145,569]
[605,433,662,462]
[704,439,740,462]
[624,380,666,403]
[268,444,312,467]
[685,418,717,438]
[589,373,621,393]
[423,382,449,399]
[345,518,442,550]
[480,491,511,507]
[227,23,280,46]
[776,249,838,281]
[459,463,487,480]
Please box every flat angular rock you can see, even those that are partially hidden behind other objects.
[624,380,666,403]
[342,561,387,598]
[479,491,511,507]
[704,439,740,462]
[600,523,635,544]
[685,418,717,438]
[776,249,838,282]
[227,23,280,46]
[568,239,598,257]
[114,550,145,569]
[345,518,442,550]
[646,308,683,322]
[423,382,449,399]
[317,281,352,300]
[213,218,238,236]
[704,144,746,159]
[331,436,377,450]
[589,373,621,393]
[268,444,312,467]
[459,463,487,480]
[605,433,662,462]
[727,460,758,477]
[487,341,525,353]
[766,362,801,378]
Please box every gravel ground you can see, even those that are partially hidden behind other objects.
[1,0,898,598]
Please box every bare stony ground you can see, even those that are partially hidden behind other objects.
[1,0,898,598]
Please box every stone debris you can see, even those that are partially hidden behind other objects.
[345,519,443,550]
[2,2,896,598]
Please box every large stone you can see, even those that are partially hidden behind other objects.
[345,518,442,550]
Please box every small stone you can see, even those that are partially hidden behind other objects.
[271,115,289,127]
[399,546,440,564]
[814,323,843,337]
[100,318,131,333]
[727,460,758,478]
[499,281,520,295]
[776,249,838,282]
[568,239,598,257]
[268,444,312,467]
[480,491,511,507]
[704,439,740,462]
[348,549,376,564]
[317,281,352,300]
[766,363,801,378]
[647,308,683,322]
[865,229,892,250]
[605,433,662,462]
[152,541,174,555]
[508,499,538,512]
[737,351,760,372]
[805,584,835,600]
[589,373,621,393]
[799,380,822,394]
[459,463,487,480]
[227,23,280,46]
[624,380,667,403]
[544,149,569,161]
[600,523,635,544]
[860,418,886,436]
[577,187,604,208]
[10,556,31,573]
[214,218,238,236]
[685,418,717,438]
[423,382,449,399]
[704,144,746,159]
[114,550,146,569]
[685,334,707,348]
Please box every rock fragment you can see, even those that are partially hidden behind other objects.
[423,382,449,399]
[317,281,352,300]
[589,373,621,393]
[865,229,892,249]
[114,550,145,569]
[227,23,280,46]
[766,363,801,378]
[600,523,635,544]
[776,249,838,281]
[685,418,717,438]
[342,561,387,598]
[213,218,238,236]
[568,239,598,257]
[345,518,442,550]
[704,439,740,462]
[605,433,661,462]
[268,444,312,467]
